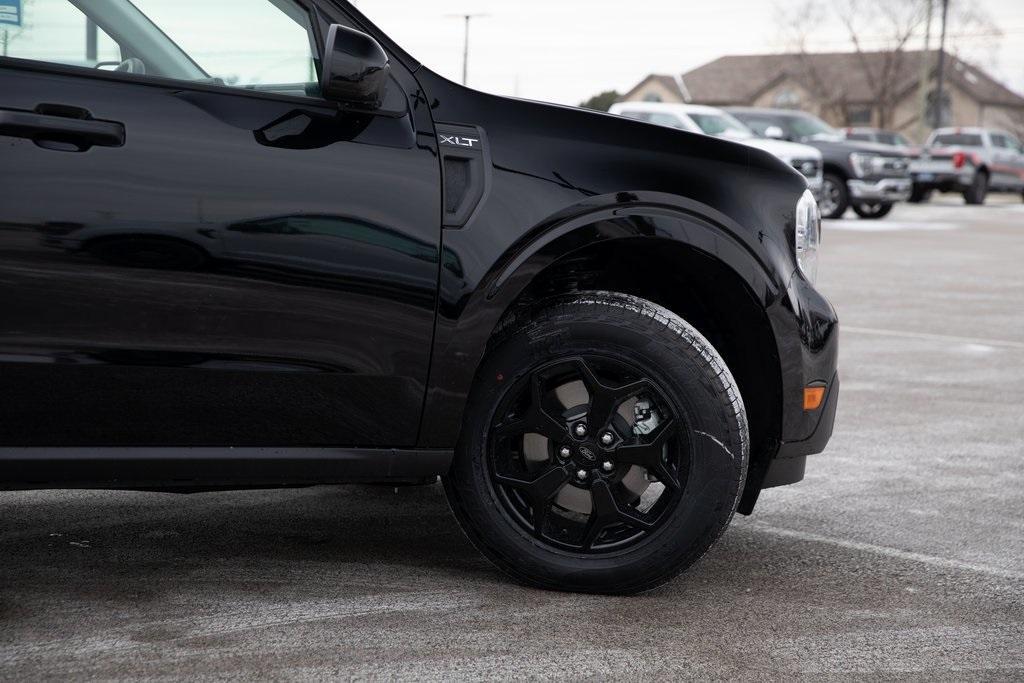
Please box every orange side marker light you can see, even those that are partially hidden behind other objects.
[803,386,826,411]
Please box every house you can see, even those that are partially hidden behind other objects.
[621,50,1024,141]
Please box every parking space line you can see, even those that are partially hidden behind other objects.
[844,325,1024,350]
[751,523,1024,581]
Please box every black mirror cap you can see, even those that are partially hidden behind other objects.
[321,24,390,108]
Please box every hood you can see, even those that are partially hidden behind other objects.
[807,138,907,158]
[741,137,822,162]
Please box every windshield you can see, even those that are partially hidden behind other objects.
[788,114,840,141]
[878,132,910,146]
[688,112,753,139]
[932,133,984,147]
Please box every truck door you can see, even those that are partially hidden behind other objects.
[0,0,441,446]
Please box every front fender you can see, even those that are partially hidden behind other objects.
[418,192,791,448]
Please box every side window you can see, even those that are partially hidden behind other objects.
[129,0,318,94]
[647,112,687,130]
[742,117,778,137]
[1,0,320,98]
[1,0,123,67]
[617,111,651,123]
[989,134,1008,149]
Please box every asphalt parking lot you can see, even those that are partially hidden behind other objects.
[1,195,1022,680]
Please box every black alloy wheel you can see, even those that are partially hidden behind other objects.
[487,355,686,553]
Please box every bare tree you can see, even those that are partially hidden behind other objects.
[776,0,1002,129]
[837,0,927,128]
[773,1,846,121]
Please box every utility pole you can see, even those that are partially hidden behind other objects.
[85,18,97,62]
[933,0,950,128]
[447,13,488,86]
[917,0,933,140]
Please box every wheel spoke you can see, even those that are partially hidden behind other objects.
[495,465,570,536]
[493,410,564,443]
[573,358,651,432]
[614,419,680,488]
[492,374,569,443]
[529,374,570,440]
[581,479,654,549]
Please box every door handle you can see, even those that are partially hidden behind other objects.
[0,106,125,151]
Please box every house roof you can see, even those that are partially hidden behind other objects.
[670,50,1024,108]
[621,74,688,102]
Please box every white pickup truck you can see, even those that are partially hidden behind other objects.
[909,127,1024,204]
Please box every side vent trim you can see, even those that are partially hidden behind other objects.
[437,123,490,228]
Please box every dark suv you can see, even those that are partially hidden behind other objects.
[0,0,838,594]
[728,107,912,219]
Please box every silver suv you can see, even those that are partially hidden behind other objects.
[909,128,1024,204]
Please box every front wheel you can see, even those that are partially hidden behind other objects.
[819,173,850,219]
[444,292,749,594]
[852,202,894,219]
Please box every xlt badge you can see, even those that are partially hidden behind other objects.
[440,134,479,148]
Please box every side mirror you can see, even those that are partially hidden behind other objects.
[764,125,786,140]
[321,24,390,108]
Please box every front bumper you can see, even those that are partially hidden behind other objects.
[848,177,912,203]
[775,372,839,461]
[761,371,839,489]
[911,169,973,191]
[737,271,839,513]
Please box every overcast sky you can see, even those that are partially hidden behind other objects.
[356,0,1024,106]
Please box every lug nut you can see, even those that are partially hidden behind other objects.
[602,461,615,472]
[573,422,588,438]
[600,431,615,446]
[559,446,571,459]
[576,469,588,480]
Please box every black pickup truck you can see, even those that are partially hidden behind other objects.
[0,0,838,594]
[728,107,912,219]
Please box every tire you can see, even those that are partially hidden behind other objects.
[852,202,893,219]
[819,173,849,219]
[963,170,988,205]
[908,185,931,203]
[444,291,749,594]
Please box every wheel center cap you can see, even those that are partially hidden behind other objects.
[578,444,597,461]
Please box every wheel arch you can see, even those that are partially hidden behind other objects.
[822,162,849,181]
[422,203,789,501]
[491,239,784,499]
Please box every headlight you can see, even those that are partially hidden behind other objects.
[795,189,820,283]
[849,152,886,177]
